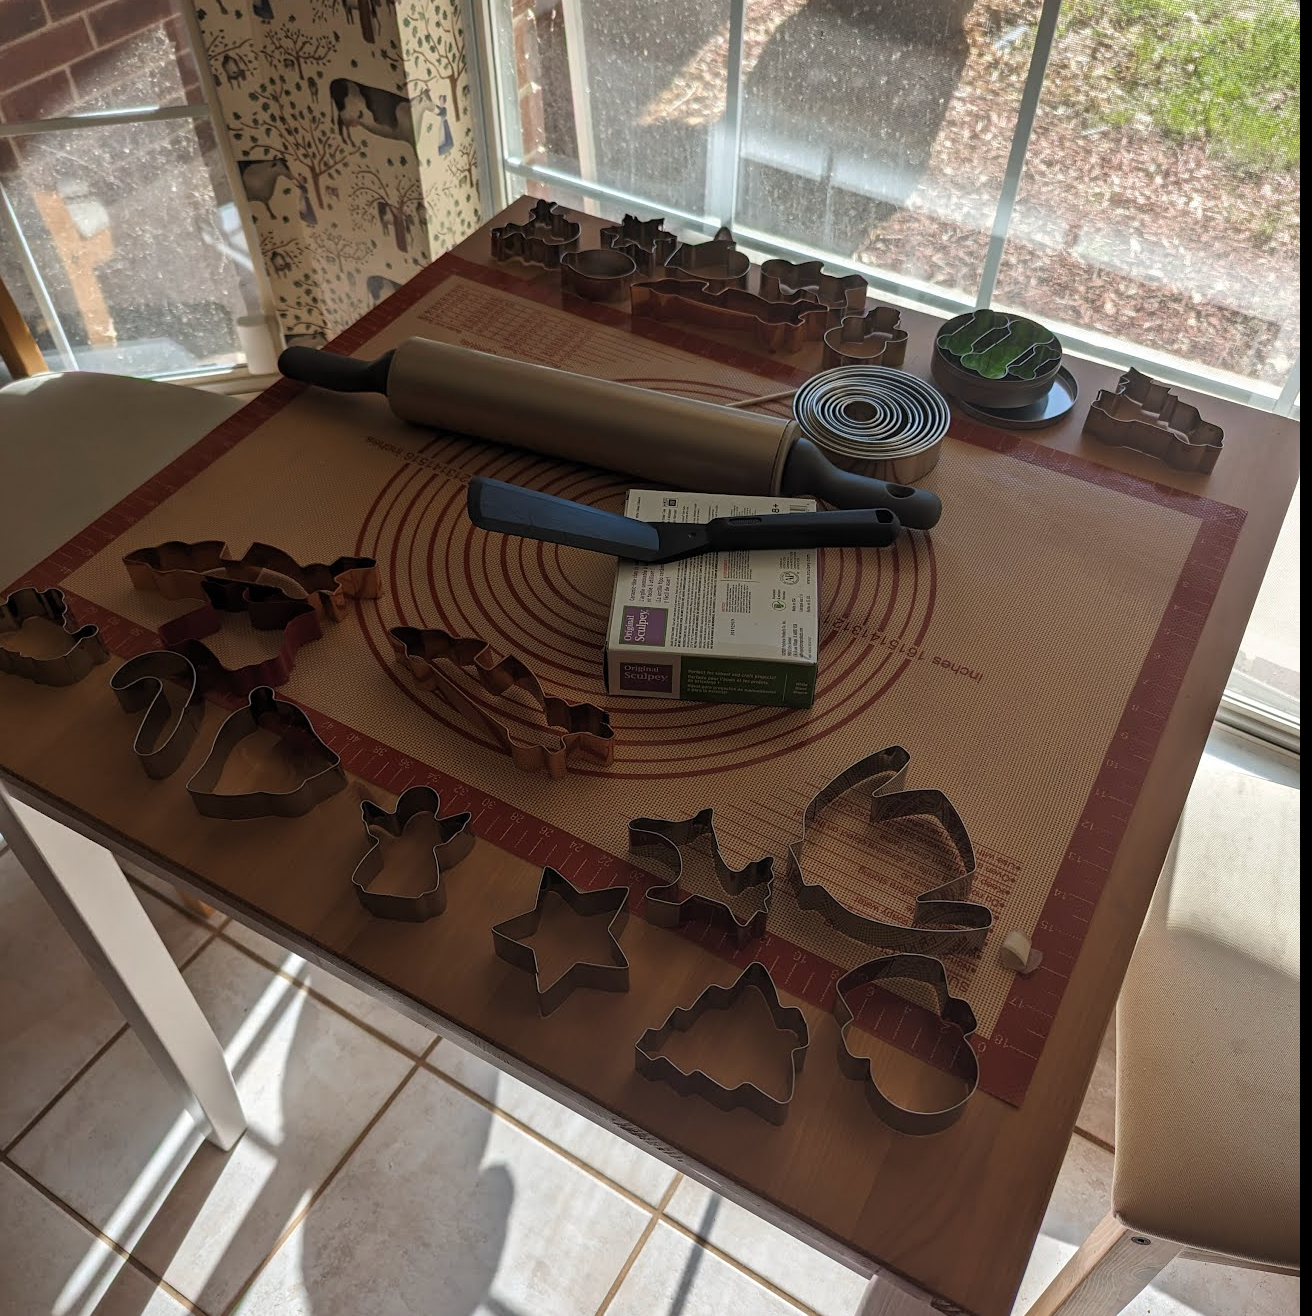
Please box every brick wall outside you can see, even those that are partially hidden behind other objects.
[0,0,200,127]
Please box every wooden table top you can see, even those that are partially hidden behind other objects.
[0,206,1299,1316]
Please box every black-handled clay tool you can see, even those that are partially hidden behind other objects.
[466,478,901,563]
[279,342,943,529]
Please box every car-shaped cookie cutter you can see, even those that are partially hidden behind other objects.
[832,953,978,1135]
[351,785,474,922]
[635,961,808,1126]
[1,586,109,687]
[186,685,346,819]
[783,747,993,956]
[628,808,773,945]
[110,650,204,779]
[491,866,630,1015]
[490,199,581,270]
[1083,367,1223,473]
[389,625,614,777]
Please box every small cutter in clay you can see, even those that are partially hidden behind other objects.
[491,866,630,1015]
[783,748,993,956]
[389,626,614,778]
[628,808,773,946]
[560,248,638,302]
[352,785,474,922]
[821,307,908,370]
[663,226,751,289]
[110,650,204,779]
[630,279,828,354]
[598,214,678,275]
[759,258,868,325]
[833,953,978,1135]
[186,685,346,820]
[123,540,380,621]
[634,961,809,1126]
[157,577,323,698]
[489,199,581,271]
[1083,367,1223,473]
[0,586,108,687]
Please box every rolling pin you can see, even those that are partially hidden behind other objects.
[279,339,942,529]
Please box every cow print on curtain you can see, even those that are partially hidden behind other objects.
[192,0,481,346]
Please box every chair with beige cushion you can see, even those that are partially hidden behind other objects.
[1026,757,1300,1314]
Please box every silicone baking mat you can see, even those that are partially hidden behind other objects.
[14,250,1244,1106]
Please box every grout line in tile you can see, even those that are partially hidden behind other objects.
[215,923,436,1061]
[217,1058,424,1316]
[3,927,220,1156]
[1072,1123,1115,1157]
[657,1211,828,1316]
[421,1055,668,1215]
[591,1174,682,1316]
[0,1152,210,1316]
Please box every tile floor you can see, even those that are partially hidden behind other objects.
[0,726,1300,1316]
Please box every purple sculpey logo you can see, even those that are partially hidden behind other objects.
[621,606,666,646]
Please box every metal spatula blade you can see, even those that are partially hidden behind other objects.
[466,479,902,563]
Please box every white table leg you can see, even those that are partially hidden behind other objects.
[0,785,246,1150]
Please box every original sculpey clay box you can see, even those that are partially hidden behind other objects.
[604,490,820,708]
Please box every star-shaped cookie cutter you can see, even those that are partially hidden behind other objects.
[351,785,474,922]
[598,214,677,275]
[157,577,323,698]
[389,625,613,777]
[491,867,630,1015]
[783,747,993,956]
[489,199,582,270]
[634,961,808,1126]
[186,685,346,819]
[110,650,204,779]
[833,953,978,1135]
[1,587,108,687]
[123,539,380,621]
[628,808,773,946]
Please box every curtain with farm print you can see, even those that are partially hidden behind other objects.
[192,0,481,346]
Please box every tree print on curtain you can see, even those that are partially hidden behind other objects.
[192,0,482,346]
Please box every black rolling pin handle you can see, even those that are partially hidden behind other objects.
[278,346,395,395]
[706,508,901,553]
[780,437,943,530]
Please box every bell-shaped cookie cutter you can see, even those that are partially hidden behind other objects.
[351,785,474,922]
[1,587,108,687]
[110,650,204,779]
[491,866,630,1015]
[783,748,993,956]
[833,953,978,1135]
[634,961,808,1126]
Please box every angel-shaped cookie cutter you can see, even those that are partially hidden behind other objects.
[833,953,978,1135]
[1083,367,1223,473]
[389,625,614,777]
[491,866,630,1015]
[783,747,993,956]
[628,808,773,945]
[351,785,474,922]
[490,199,581,270]
[0,586,108,687]
[635,961,808,1126]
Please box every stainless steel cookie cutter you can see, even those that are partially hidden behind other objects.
[352,785,474,922]
[634,961,808,1126]
[598,214,678,275]
[628,808,773,946]
[560,248,638,302]
[664,225,751,289]
[759,259,868,324]
[783,748,993,956]
[821,307,908,370]
[491,866,630,1015]
[186,685,346,819]
[833,953,978,1135]
[490,199,582,270]
[0,587,109,687]
[630,279,828,354]
[1083,367,1224,473]
[109,650,204,780]
[389,625,614,777]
